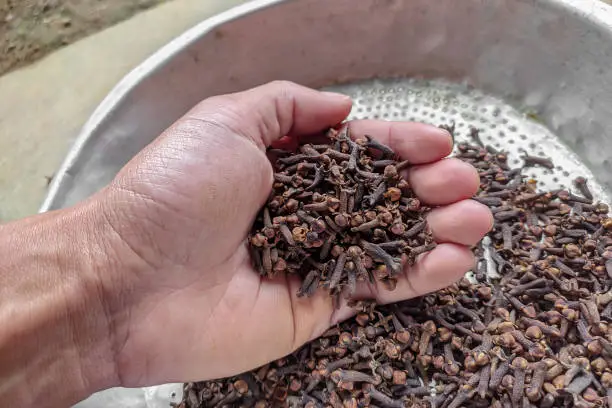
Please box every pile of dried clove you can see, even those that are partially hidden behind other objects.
[181,125,612,408]
[248,125,435,298]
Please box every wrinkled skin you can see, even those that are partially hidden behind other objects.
[90,81,493,387]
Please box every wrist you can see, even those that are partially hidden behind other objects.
[0,197,127,406]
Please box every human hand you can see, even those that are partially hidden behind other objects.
[95,81,492,387]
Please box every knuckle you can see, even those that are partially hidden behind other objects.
[268,79,297,90]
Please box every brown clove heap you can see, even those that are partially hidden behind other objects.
[181,126,612,408]
[248,125,435,298]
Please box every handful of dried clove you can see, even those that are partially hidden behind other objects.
[248,125,435,298]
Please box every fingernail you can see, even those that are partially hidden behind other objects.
[322,91,352,103]
[438,128,454,149]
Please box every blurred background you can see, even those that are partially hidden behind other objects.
[0,0,610,221]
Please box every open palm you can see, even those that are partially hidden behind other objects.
[98,81,492,387]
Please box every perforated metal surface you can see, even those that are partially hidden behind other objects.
[324,78,611,389]
[325,78,611,204]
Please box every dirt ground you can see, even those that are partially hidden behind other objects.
[0,0,168,76]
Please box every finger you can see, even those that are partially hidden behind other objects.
[340,243,474,315]
[187,80,352,149]
[427,200,494,246]
[290,243,474,339]
[348,120,453,164]
[408,158,480,206]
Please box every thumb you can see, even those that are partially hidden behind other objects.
[182,80,353,149]
[106,82,352,263]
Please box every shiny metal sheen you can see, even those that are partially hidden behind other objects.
[42,0,612,213]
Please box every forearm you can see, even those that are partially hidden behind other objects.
[0,200,119,407]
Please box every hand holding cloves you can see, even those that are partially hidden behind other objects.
[249,124,436,299]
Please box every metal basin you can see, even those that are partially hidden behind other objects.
[50,0,612,406]
[43,0,612,213]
